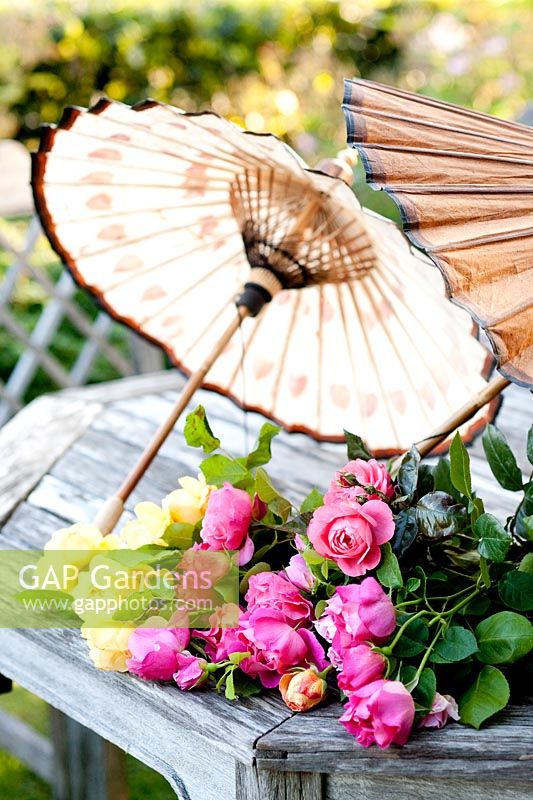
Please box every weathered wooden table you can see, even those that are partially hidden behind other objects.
[0,372,531,800]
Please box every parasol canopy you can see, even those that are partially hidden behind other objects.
[32,98,496,461]
[342,78,533,390]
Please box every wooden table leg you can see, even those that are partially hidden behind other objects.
[50,708,128,800]
[235,762,323,800]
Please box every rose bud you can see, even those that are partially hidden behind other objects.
[279,668,327,712]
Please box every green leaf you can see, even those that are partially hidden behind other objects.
[527,424,533,466]
[228,651,251,666]
[519,515,533,542]
[515,483,533,540]
[376,542,402,589]
[498,570,533,611]
[405,577,421,593]
[302,549,325,566]
[433,458,461,501]
[414,667,437,712]
[469,496,485,526]
[184,405,220,453]
[459,666,510,729]
[475,611,533,664]
[254,468,291,521]
[482,424,523,492]
[430,625,478,663]
[232,671,262,698]
[162,522,195,549]
[416,491,467,539]
[225,667,236,700]
[449,433,472,499]
[300,489,324,514]
[344,430,372,461]
[519,552,533,574]
[200,454,251,489]
[245,422,280,468]
[391,508,418,558]
[394,616,429,657]
[474,513,511,562]
[396,446,420,501]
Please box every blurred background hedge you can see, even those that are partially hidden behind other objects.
[2,0,532,159]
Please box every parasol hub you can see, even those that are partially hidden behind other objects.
[236,267,283,317]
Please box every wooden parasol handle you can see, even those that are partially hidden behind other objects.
[416,373,510,458]
[94,305,250,534]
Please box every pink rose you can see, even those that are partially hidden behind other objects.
[337,644,386,694]
[245,571,313,627]
[193,604,242,661]
[325,459,394,504]
[308,499,394,576]
[285,554,315,592]
[127,627,190,681]
[200,483,253,565]
[315,578,396,663]
[173,651,207,690]
[419,693,460,730]
[340,679,415,748]
[228,608,327,688]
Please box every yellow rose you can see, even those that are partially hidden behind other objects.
[120,502,171,549]
[83,626,133,672]
[44,523,121,569]
[164,473,214,525]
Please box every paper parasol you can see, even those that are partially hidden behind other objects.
[343,78,532,454]
[32,98,496,530]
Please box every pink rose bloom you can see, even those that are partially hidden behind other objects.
[245,572,313,627]
[285,554,315,593]
[340,679,415,748]
[200,483,254,565]
[337,644,386,694]
[325,459,394,504]
[193,604,242,661]
[127,628,190,682]
[419,693,460,730]
[173,651,207,690]
[315,578,396,663]
[228,608,327,688]
[308,499,394,577]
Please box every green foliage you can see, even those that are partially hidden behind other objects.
[449,432,472,499]
[430,625,478,664]
[459,666,510,730]
[474,513,511,562]
[300,489,323,514]
[498,570,533,611]
[344,430,372,461]
[416,492,467,539]
[482,425,523,491]
[475,611,533,664]
[184,405,220,453]
[200,454,251,488]
[245,423,280,468]
[394,616,429,657]
[391,508,418,558]
[162,522,195,548]
[376,542,402,589]
[396,446,420,502]
[432,458,461,501]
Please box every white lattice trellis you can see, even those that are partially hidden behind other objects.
[0,141,164,427]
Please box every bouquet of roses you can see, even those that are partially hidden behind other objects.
[43,406,533,749]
